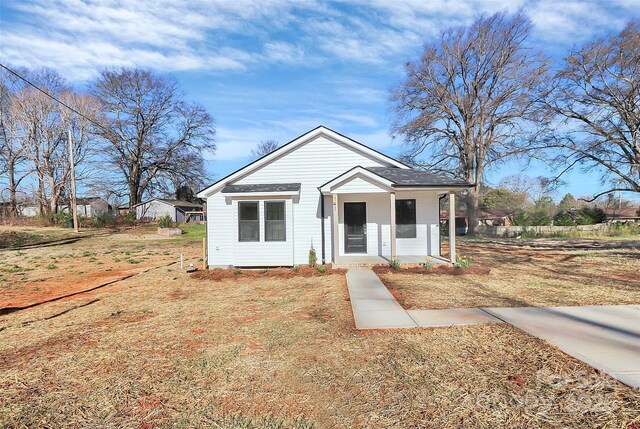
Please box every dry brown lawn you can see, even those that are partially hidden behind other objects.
[1,230,639,428]
[379,239,640,310]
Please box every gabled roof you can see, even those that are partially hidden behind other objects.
[222,183,301,194]
[319,166,473,194]
[196,126,410,198]
[366,167,471,187]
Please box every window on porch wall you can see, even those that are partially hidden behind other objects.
[265,201,286,241]
[238,202,259,242]
[396,199,416,238]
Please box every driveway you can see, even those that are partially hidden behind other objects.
[484,305,640,389]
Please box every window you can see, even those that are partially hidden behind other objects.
[396,199,416,238]
[265,201,286,241]
[238,202,259,242]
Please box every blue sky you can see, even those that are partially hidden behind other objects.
[1,0,638,202]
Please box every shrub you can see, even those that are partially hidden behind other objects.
[234,268,242,275]
[455,255,473,269]
[553,211,575,226]
[424,256,433,270]
[390,258,401,270]
[53,211,72,228]
[94,212,117,228]
[576,207,606,225]
[511,211,531,227]
[291,265,300,273]
[308,247,317,268]
[124,211,136,226]
[530,210,552,226]
[317,265,326,273]
[158,215,174,228]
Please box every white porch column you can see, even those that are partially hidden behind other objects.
[448,191,456,263]
[332,193,339,264]
[390,192,396,259]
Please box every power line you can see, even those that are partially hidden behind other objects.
[0,63,108,132]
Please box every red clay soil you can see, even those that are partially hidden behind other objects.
[0,269,132,310]
[191,266,346,281]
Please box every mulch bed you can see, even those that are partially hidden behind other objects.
[372,264,491,276]
[191,266,347,281]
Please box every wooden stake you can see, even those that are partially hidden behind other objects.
[68,129,79,233]
[202,237,206,269]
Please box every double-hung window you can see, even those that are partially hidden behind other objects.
[238,202,259,242]
[396,199,416,238]
[265,201,286,241]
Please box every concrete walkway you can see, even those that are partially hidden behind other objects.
[346,268,502,329]
[485,305,640,389]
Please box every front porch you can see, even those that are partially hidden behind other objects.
[320,166,464,267]
[333,254,451,268]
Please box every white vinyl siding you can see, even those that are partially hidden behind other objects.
[330,175,390,194]
[395,191,440,257]
[136,201,176,221]
[230,135,395,265]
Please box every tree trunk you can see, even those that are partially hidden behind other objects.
[465,189,480,236]
[7,160,18,217]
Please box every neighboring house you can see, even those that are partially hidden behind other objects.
[478,209,512,227]
[605,207,640,223]
[60,197,111,218]
[197,126,472,268]
[439,210,469,235]
[134,198,204,223]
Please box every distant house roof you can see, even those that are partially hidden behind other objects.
[132,198,203,209]
[221,183,302,194]
[365,167,471,187]
[604,207,640,219]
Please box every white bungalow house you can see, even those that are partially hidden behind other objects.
[197,126,472,268]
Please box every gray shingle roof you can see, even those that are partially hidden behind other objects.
[157,199,203,208]
[366,167,471,187]
[221,183,302,194]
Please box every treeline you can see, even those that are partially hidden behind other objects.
[0,67,215,220]
[479,175,636,227]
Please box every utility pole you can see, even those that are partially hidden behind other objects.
[68,129,79,233]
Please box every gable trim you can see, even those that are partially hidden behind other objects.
[196,126,409,198]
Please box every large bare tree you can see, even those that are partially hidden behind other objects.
[0,68,30,217]
[91,68,215,207]
[391,12,551,234]
[12,70,99,217]
[547,20,640,200]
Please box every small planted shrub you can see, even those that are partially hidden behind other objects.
[308,247,317,268]
[423,258,433,270]
[390,257,401,270]
[158,215,174,228]
[259,268,268,274]
[317,265,326,273]
[291,265,300,273]
[234,268,242,276]
[455,255,473,269]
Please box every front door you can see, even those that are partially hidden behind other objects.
[344,202,367,253]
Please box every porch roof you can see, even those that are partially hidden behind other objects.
[319,166,473,194]
[221,183,301,193]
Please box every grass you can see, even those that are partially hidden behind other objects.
[379,239,640,309]
[0,228,639,427]
[0,226,77,248]
[176,223,206,241]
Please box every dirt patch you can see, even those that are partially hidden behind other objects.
[191,266,347,281]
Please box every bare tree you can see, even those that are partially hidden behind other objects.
[251,139,280,159]
[0,68,30,217]
[391,12,551,234]
[91,68,215,207]
[11,69,99,218]
[547,21,640,201]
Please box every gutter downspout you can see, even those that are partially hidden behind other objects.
[320,192,325,265]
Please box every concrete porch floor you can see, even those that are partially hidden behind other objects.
[334,254,450,267]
